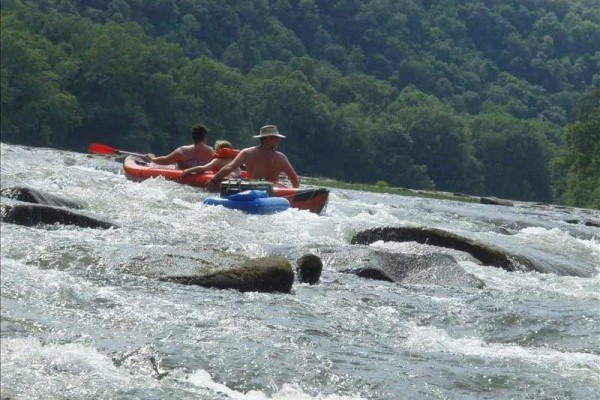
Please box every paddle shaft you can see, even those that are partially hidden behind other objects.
[88,143,146,158]
[115,149,147,158]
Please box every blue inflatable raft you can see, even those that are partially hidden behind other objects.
[203,190,290,214]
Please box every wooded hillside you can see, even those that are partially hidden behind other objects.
[1,0,598,207]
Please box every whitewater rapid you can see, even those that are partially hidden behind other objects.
[1,143,599,399]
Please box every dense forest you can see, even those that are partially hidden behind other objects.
[1,0,599,208]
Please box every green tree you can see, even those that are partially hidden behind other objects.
[395,87,483,193]
[369,118,434,189]
[558,89,600,208]
[178,57,246,147]
[1,15,81,146]
[74,22,186,150]
[243,73,336,176]
[470,113,558,201]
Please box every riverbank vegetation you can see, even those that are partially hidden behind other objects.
[1,0,598,208]
[302,177,479,203]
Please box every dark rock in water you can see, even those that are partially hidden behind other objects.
[160,256,294,293]
[585,220,600,228]
[148,356,169,380]
[352,226,529,272]
[1,186,83,209]
[563,216,600,230]
[480,197,514,207]
[399,254,485,288]
[1,204,118,229]
[496,227,512,235]
[296,254,323,284]
[351,226,596,278]
[342,267,394,282]
[328,247,485,288]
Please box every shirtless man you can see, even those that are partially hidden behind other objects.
[146,124,214,169]
[207,125,299,191]
[180,140,241,177]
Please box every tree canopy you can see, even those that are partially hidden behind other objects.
[1,0,598,207]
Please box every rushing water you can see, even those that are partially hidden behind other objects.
[1,143,599,399]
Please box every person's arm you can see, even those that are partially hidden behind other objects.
[146,148,183,165]
[207,151,247,191]
[281,155,299,188]
[181,159,217,177]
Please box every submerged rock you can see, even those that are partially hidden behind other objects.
[351,226,596,277]
[352,226,528,271]
[296,254,323,284]
[325,247,485,288]
[585,220,600,228]
[1,204,118,229]
[1,186,83,209]
[343,267,394,282]
[562,218,600,228]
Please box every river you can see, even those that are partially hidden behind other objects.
[1,143,599,399]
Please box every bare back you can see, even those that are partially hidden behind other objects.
[179,143,214,165]
[211,144,299,188]
[242,146,297,184]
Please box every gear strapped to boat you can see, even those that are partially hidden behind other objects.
[219,179,274,197]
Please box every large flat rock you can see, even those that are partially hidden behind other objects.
[121,250,294,293]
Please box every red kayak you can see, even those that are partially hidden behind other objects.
[122,157,329,214]
[123,156,214,186]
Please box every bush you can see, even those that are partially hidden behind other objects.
[375,180,389,189]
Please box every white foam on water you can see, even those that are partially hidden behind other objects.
[3,143,599,398]
[186,369,367,400]
[515,226,600,255]
[326,191,404,227]
[0,337,150,398]
[403,323,600,380]
[1,257,111,307]
[462,261,600,301]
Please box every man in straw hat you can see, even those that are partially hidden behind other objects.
[207,125,299,191]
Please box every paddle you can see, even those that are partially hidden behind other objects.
[87,143,147,158]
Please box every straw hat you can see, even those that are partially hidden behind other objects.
[253,125,286,138]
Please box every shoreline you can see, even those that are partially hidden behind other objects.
[302,177,600,222]
[302,176,480,204]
